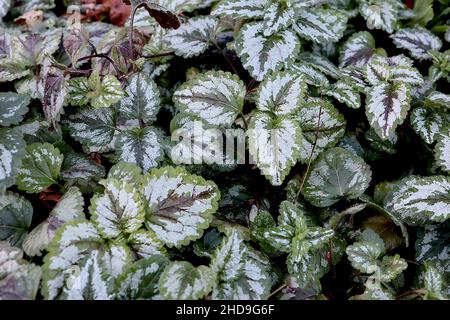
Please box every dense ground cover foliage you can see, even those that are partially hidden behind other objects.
[0,0,449,300]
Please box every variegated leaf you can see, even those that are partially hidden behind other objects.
[365,82,411,140]
[165,16,218,58]
[248,113,302,186]
[302,147,372,207]
[159,261,215,300]
[210,230,246,282]
[296,98,346,163]
[425,91,450,109]
[297,52,340,79]
[0,192,32,247]
[211,232,273,300]
[114,127,165,172]
[212,0,268,19]
[0,128,26,192]
[42,221,130,300]
[420,263,448,300]
[142,166,220,247]
[365,55,423,85]
[359,0,400,34]
[293,9,348,43]
[323,81,361,109]
[60,153,106,192]
[350,279,394,300]
[22,187,85,257]
[383,176,450,225]
[64,107,117,152]
[90,178,145,239]
[16,143,63,193]
[0,92,30,126]
[0,241,41,300]
[119,72,161,124]
[415,224,449,281]
[256,71,306,116]
[68,70,124,109]
[173,70,246,127]
[391,27,442,60]
[116,255,169,299]
[128,230,166,259]
[346,229,385,274]
[339,31,376,68]
[107,162,142,186]
[262,1,296,37]
[410,107,448,144]
[292,64,329,87]
[235,22,300,81]
[435,132,450,173]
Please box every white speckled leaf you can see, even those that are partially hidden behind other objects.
[359,0,400,34]
[22,187,84,257]
[297,52,340,79]
[256,71,306,116]
[296,98,346,163]
[116,255,169,299]
[68,70,124,109]
[210,230,246,282]
[248,113,302,186]
[90,178,145,239]
[365,82,411,140]
[0,92,30,126]
[128,230,166,259]
[292,64,329,87]
[120,72,161,123]
[346,229,385,274]
[142,166,220,248]
[365,55,423,85]
[435,132,450,173]
[391,27,442,60]
[159,261,215,300]
[41,221,103,299]
[0,128,26,192]
[59,250,112,300]
[0,241,42,300]
[383,176,450,225]
[379,254,408,282]
[211,237,273,300]
[415,224,449,265]
[107,162,142,186]
[173,70,246,126]
[293,9,348,43]
[323,81,361,109]
[16,143,63,193]
[351,279,394,300]
[212,0,268,19]
[0,192,32,247]
[166,16,218,58]
[262,2,296,37]
[235,22,300,81]
[421,263,447,300]
[425,91,450,109]
[42,221,131,300]
[114,127,165,172]
[65,107,116,152]
[410,107,448,144]
[339,31,376,68]
[302,147,372,207]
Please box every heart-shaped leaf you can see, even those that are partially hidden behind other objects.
[302,147,372,207]
[142,166,220,247]
[16,142,63,193]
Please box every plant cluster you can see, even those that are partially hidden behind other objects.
[0,0,449,300]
